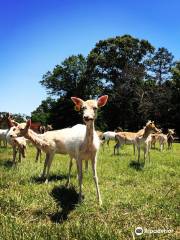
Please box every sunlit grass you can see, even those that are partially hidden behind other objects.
[0,142,179,239]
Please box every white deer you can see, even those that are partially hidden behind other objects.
[6,122,29,163]
[7,95,108,204]
[157,134,167,151]
[101,131,116,146]
[157,129,175,151]
[6,114,41,163]
[9,136,27,162]
[0,129,8,147]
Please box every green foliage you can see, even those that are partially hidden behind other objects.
[146,47,174,84]
[170,61,180,135]
[40,54,98,99]
[0,143,179,239]
[172,61,180,88]
[47,97,82,129]
[35,34,179,134]
[0,112,28,127]
[11,113,28,123]
[88,35,154,87]
[31,97,56,125]
[87,35,154,130]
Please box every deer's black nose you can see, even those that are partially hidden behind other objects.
[83,116,93,122]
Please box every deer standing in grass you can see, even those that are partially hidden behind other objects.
[114,129,144,155]
[7,96,108,204]
[135,121,159,163]
[167,129,175,150]
[6,114,41,163]
[158,129,175,151]
[157,134,167,152]
[0,129,8,147]
[101,131,116,147]
[151,133,159,149]
[150,129,174,151]
[6,118,30,163]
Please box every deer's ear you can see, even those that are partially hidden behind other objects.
[71,97,84,111]
[97,95,108,107]
[146,120,151,126]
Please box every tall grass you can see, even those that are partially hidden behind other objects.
[0,143,179,239]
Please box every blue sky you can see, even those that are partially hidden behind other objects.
[0,0,180,115]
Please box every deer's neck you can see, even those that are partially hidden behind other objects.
[167,133,173,140]
[25,129,48,150]
[83,121,95,150]
[143,127,151,139]
[7,119,12,129]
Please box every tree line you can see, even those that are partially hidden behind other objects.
[3,35,180,135]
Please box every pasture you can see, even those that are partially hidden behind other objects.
[0,143,179,240]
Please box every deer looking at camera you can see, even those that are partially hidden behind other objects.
[7,96,108,205]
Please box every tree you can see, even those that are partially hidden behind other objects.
[31,97,56,125]
[37,35,178,134]
[40,54,99,99]
[0,112,28,128]
[39,54,104,129]
[146,47,174,85]
[171,61,180,135]
[87,35,154,130]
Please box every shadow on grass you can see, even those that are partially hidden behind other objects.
[49,185,79,223]
[0,146,8,150]
[129,160,144,171]
[113,152,132,157]
[30,173,69,184]
[151,147,160,151]
[0,159,14,169]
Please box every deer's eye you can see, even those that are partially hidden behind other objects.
[82,106,87,110]
[93,107,98,110]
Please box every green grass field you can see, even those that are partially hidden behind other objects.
[0,143,179,240]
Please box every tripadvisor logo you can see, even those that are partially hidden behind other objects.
[135,227,143,236]
[135,226,174,236]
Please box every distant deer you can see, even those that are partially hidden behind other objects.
[135,121,159,163]
[101,131,116,146]
[6,113,41,163]
[167,129,175,150]
[114,129,144,155]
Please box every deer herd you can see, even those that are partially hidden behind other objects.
[0,96,176,204]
